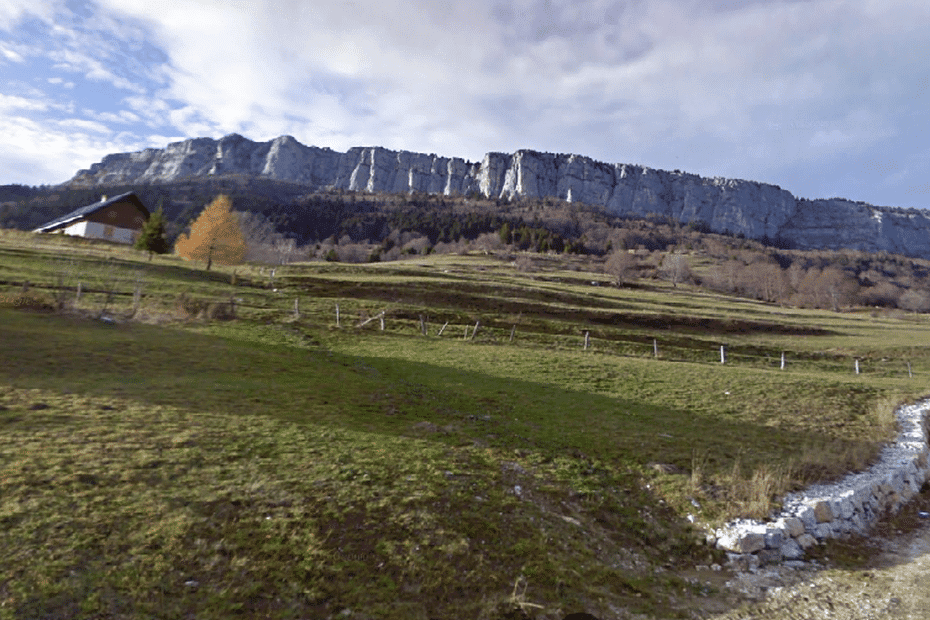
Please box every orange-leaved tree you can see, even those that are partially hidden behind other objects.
[174,194,245,270]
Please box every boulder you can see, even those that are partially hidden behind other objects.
[796,534,818,550]
[813,501,834,523]
[814,523,834,540]
[796,505,817,531]
[758,548,783,566]
[781,539,804,560]
[763,527,785,550]
[784,517,806,538]
[717,530,765,554]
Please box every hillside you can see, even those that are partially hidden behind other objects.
[49,133,930,259]
[6,177,930,314]
[1,230,929,618]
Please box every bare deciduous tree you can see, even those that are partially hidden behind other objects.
[473,232,504,254]
[238,211,303,265]
[899,288,930,313]
[659,252,691,288]
[604,250,636,286]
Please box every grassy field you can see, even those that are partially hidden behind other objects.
[1,228,929,619]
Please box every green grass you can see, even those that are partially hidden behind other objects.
[2,229,930,618]
[0,320,712,619]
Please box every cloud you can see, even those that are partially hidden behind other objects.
[0,0,927,210]
[0,93,50,112]
[0,0,59,30]
[1,46,25,62]
[0,111,148,184]
[56,118,114,134]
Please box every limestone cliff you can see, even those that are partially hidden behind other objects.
[67,133,930,258]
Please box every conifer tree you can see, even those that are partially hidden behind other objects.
[174,194,245,270]
[134,206,170,257]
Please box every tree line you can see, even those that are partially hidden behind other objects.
[6,180,930,313]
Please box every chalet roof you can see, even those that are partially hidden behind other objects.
[33,192,149,233]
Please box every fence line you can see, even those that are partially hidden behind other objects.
[246,297,919,378]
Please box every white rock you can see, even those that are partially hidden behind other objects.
[717,530,765,554]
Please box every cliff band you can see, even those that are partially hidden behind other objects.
[67,133,930,258]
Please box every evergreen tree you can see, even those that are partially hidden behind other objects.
[134,207,170,256]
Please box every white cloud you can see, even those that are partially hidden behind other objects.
[0,0,59,30]
[57,118,113,134]
[0,93,50,112]
[0,0,927,209]
[48,47,147,93]
[1,46,24,62]
[0,112,147,184]
[82,109,143,124]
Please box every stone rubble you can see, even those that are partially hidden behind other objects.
[710,399,930,566]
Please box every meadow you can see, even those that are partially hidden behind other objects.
[1,228,928,619]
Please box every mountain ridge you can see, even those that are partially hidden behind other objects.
[65,133,930,258]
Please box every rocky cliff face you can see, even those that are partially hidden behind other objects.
[68,133,930,258]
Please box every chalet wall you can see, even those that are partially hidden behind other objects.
[61,220,138,244]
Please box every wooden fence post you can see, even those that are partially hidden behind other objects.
[510,325,516,342]
[294,297,300,318]
[470,321,480,341]
[584,331,590,350]
[437,321,449,336]
[336,303,340,328]
[908,362,913,378]
[357,311,385,329]
[76,281,82,304]
[653,339,658,358]
[855,359,860,375]
[781,352,786,370]
[720,345,726,364]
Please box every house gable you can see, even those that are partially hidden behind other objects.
[83,199,149,230]
[33,192,150,244]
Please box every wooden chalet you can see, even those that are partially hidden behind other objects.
[33,192,150,244]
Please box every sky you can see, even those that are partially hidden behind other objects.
[0,0,928,209]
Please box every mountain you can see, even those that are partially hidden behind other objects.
[66,133,930,258]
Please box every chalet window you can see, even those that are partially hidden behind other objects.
[108,210,117,219]
[103,225,114,239]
